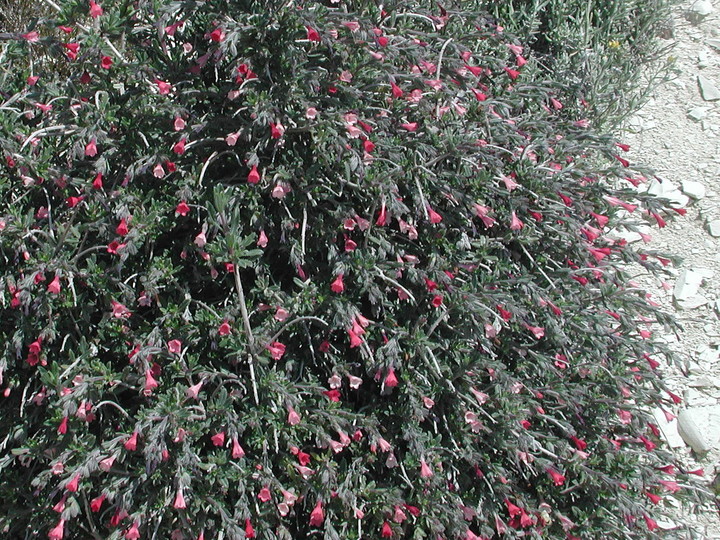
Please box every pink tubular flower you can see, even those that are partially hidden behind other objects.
[218,321,232,336]
[65,473,80,492]
[125,521,141,540]
[90,493,106,512]
[306,26,321,43]
[330,274,344,293]
[99,455,115,472]
[58,416,68,435]
[420,459,433,478]
[100,55,112,69]
[144,369,158,395]
[309,500,324,526]
[266,341,286,360]
[270,122,285,139]
[47,274,61,294]
[89,0,103,18]
[209,27,225,42]
[111,300,131,318]
[156,80,172,95]
[173,489,187,509]
[22,31,39,43]
[258,485,271,502]
[85,139,97,157]
[247,165,260,184]
[186,380,203,399]
[384,369,398,388]
[124,431,138,451]
[427,206,443,224]
[211,431,225,447]
[547,467,565,486]
[510,211,524,230]
[48,518,65,540]
[287,407,301,425]
[168,339,182,354]
[173,138,186,155]
[232,437,245,458]
[175,201,190,216]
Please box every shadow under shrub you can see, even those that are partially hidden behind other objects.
[0,1,708,539]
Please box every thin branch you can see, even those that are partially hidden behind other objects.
[233,265,259,405]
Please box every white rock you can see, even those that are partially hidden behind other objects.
[691,0,714,16]
[698,74,720,101]
[688,106,711,121]
[673,268,706,300]
[646,178,689,207]
[677,409,712,452]
[682,180,706,199]
[677,295,709,310]
[708,219,720,236]
[652,408,686,448]
[708,38,720,50]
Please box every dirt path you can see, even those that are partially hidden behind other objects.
[624,0,720,537]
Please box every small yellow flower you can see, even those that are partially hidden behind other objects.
[608,40,621,49]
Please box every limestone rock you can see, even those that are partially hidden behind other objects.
[698,74,720,101]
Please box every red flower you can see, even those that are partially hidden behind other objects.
[173,489,186,509]
[384,369,398,388]
[330,274,344,293]
[570,436,587,451]
[245,519,256,539]
[89,0,103,18]
[218,321,232,336]
[156,80,172,95]
[175,201,190,216]
[47,274,61,294]
[100,55,112,69]
[84,139,97,157]
[211,431,225,447]
[324,389,341,402]
[92,172,103,189]
[116,218,129,236]
[270,122,285,139]
[309,500,324,526]
[209,27,225,42]
[381,521,393,538]
[306,26,321,42]
[90,494,106,512]
[546,467,565,486]
[125,521,141,540]
[64,42,80,60]
[65,473,80,492]
[390,81,403,98]
[247,165,260,184]
[66,196,85,207]
[420,459,433,478]
[173,138,186,155]
[348,328,363,348]
[232,437,245,458]
[643,515,658,531]
[48,519,65,540]
[496,305,512,321]
[144,369,158,395]
[376,203,388,226]
[258,485,271,502]
[266,341,286,360]
[168,339,182,354]
[124,431,138,451]
[427,206,443,224]
[431,295,443,308]
[504,67,520,80]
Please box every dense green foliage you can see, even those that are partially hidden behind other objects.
[0,1,707,539]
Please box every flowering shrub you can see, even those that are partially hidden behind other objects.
[0,1,708,539]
